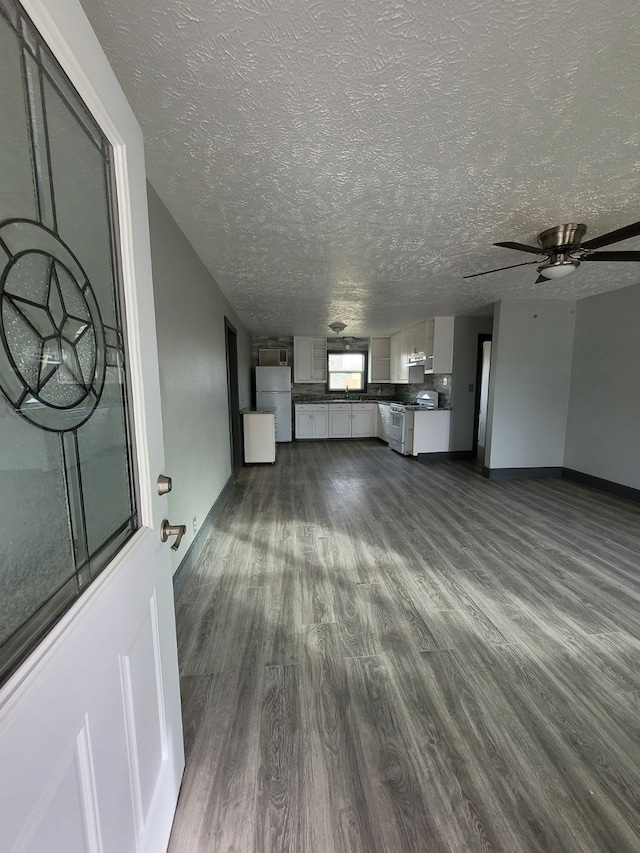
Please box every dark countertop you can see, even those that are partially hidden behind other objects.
[293,398,451,409]
[294,398,398,404]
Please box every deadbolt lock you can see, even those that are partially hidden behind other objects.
[157,474,173,495]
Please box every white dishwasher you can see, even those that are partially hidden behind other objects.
[243,410,276,463]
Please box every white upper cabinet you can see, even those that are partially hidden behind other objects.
[390,330,410,383]
[407,322,428,357]
[425,316,454,374]
[293,336,327,383]
[368,336,391,383]
[389,316,454,380]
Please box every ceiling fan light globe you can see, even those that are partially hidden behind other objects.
[537,260,579,280]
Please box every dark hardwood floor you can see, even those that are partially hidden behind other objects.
[168,440,640,852]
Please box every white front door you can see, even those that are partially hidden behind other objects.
[0,1,184,851]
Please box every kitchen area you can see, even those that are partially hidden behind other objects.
[245,314,493,462]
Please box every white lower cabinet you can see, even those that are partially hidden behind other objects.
[411,410,451,454]
[296,403,376,439]
[329,404,352,438]
[329,403,376,438]
[295,404,329,439]
[351,404,376,437]
[296,403,448,448]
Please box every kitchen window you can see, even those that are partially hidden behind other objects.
[327,352,367,392]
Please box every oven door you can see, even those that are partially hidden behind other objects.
[388,409,405,448]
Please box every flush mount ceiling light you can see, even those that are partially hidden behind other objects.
[537,255,580,280]
[328,321,347,335]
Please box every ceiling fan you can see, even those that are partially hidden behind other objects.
[464,220,640,283]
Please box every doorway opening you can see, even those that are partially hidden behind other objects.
[224,318,243,470]
[472,333,492,465]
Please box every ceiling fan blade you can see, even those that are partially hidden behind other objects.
[582,251,640,262]
[494,241,545,255]
[463,260,539,279]
[581,220,640,250]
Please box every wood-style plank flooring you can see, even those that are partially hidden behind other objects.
[168,440,640,852]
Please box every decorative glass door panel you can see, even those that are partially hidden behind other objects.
[0,0,137,684]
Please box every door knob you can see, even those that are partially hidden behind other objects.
[160,519,186,551]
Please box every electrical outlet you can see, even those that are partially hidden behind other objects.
[192,516,197,534]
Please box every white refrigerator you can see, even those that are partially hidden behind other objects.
[255,366,292,442]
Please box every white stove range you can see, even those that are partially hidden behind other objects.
[388,391,439,455]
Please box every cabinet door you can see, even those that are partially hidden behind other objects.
[293,337,313,382]
[412,411,451,453]
[431,317,454,374]
[295,411,313,439]
[397,331,410,383]
[329,409,352,438]
[390,334,402,382]
[312,410,329,438]
[351,408,375,437]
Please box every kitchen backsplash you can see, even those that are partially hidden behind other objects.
[400,375,452,409]
[292,383,397,402]
[251,335,452,407]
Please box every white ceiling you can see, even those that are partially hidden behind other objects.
[80,0,640,336]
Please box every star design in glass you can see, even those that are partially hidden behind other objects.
[7,258,94,396]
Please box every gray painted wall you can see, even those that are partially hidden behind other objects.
[148,185,252,573]
[449,315,494,452]
[486,299,576,470]
[564,283,640,489]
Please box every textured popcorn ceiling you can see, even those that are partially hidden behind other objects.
[80,0,640,335]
